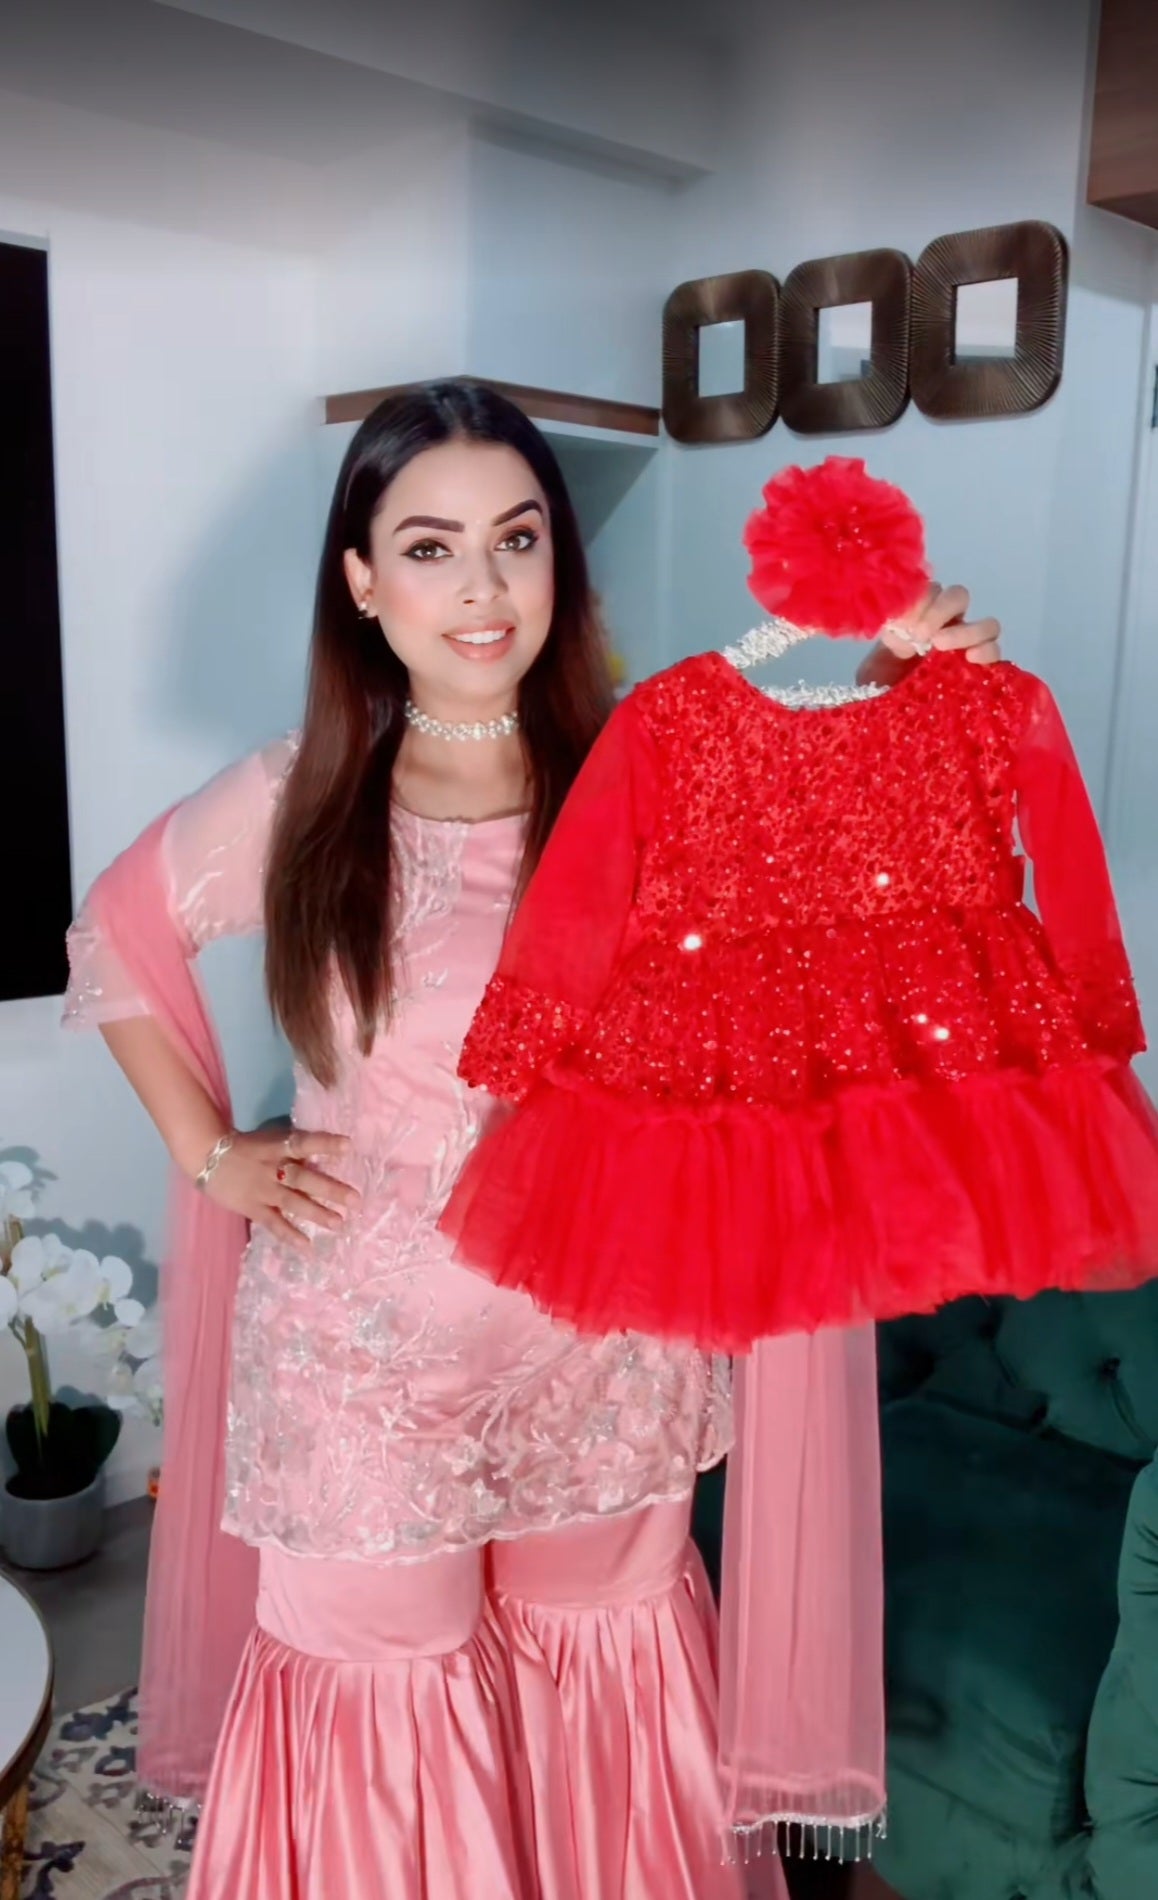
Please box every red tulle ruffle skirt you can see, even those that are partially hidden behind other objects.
[441,1060,1158,1352]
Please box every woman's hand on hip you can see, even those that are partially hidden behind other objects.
[200,1126,359,1248]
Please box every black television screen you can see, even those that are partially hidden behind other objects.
[0,239,71,1002]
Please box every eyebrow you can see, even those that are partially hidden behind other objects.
[392,499,544,534]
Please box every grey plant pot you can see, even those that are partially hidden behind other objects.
[1,1470,106,1571]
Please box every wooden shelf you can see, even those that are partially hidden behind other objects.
[324,376,660,438]
[1087,0,1158,230]
[535,418,659,451]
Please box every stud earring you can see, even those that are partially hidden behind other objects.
[358,600,373,620]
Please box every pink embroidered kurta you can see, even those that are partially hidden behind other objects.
[65,741,731,1566]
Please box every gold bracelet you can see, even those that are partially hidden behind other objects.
[194,1131,235,1192]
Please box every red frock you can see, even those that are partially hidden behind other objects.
[440,651,1158,1351]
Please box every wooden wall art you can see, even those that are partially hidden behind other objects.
[660,271,780,445]
[909,221,1068,421]
[780,248,911,435]
[662,220,1068,444]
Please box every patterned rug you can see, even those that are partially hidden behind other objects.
[22,1689,193,1899]
[20,1688,810,1898]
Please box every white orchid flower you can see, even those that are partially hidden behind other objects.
[106,1358,139,1412]
[123,1313,161,1360]
[107,1354,164,1422]
[72,1316,130,1366]
[5,1213,159,1420]
[9,1232,70,1296]
[133,1356,164,1418]
[8,1239,138,1333]
[0,1161,37,1224]
[133,1355,163,1399]
[16,1246,104,1334]
[97,1255,134,1304]
[55,1249,103,1318]
[19,1286,66,1333]
[22,1278,80,1334]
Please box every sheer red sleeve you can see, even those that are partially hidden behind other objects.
[1014,678,1144,1061]
[459,693,658,1101]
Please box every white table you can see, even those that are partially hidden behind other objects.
[0,1569,53,1900]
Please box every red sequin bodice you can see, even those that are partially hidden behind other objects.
[463,653,1141,1112]
[637,651,1023,933]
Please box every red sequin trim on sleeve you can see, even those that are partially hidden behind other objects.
[459,974,590,1103]
[1059,942,1146,1063]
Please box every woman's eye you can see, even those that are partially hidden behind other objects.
[402,528,538,560]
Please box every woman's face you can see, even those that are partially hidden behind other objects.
[345,438,555,722]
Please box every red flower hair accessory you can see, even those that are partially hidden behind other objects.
[743,457,930,640]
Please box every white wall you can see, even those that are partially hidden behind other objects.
[466,131,675,404]
[660,0,1158,800]
[154,0,730,178]
[1103,280,1158,1092]
[464,131,683,679]
[551,437,671,685]
[314,111,471,399]
[0,81,465,1500]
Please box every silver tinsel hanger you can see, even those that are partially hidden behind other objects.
[721,616,887,709]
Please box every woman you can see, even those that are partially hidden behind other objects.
[65,381,1000,1897]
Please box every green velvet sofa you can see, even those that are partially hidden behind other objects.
[690,1284,1158,1900]
[876,1287,1158,1900]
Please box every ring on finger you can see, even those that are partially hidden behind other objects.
[887,622,932,657]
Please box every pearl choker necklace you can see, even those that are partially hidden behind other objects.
[404,700,519,743]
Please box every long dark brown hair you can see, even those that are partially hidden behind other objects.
[265,380,615,1085]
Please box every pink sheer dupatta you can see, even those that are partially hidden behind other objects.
[87,814,258,1806]
[719,1323,886,1857]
